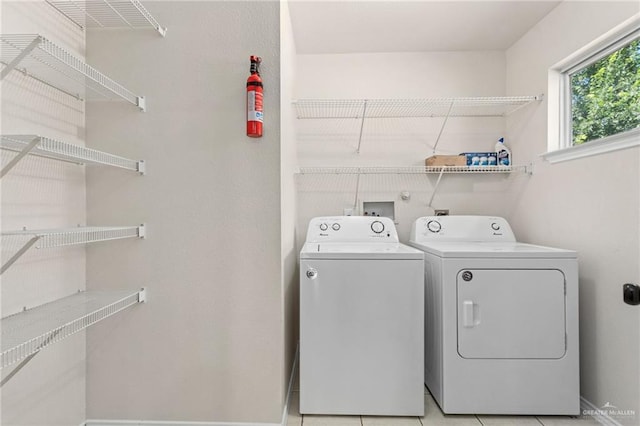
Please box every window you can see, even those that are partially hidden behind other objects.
[570,38,639,145]
[546,15,640,163]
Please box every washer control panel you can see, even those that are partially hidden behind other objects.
[410,216,516,242]
[306,216,398,242]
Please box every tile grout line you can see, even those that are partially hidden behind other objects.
[476,415,485,425]
[535,416,545,425]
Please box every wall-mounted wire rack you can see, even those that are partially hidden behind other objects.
[0,135,145,178]
[296,165,532,210]
[293,96,542,153]
[293,97,540,119]
[296,165,530,175]
[0,34,145,110]
[47,0,167,36]
[1,225,145,275]
[1,289,146,372]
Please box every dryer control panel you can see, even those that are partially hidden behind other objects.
[305,216,399,243]
[410,216,516,242]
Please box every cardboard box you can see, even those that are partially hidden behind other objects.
[425,155,467,167]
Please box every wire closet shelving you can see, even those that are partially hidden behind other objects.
[293,96,542,154]
[1,226,145,275]
[0,34,146,110]
[47,0,167,36]
[293,96,541,119]
[296,165,530,175]
[0,135,145,178]
[1,289,146,370]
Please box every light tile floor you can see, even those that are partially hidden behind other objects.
[288,370,600,426]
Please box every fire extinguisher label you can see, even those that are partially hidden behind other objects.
[247,90,264,122]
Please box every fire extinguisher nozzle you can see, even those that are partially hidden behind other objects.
[249,55,262,76]
[250,56,262,75]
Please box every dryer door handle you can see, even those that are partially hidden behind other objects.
[462,301,478,328]
[306,268,318,279]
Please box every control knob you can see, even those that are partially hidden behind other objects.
[371,220,385,234]
[491,222,501,231]
[427,220,442,233]
[319,223,328,231]
[332,223,341,231]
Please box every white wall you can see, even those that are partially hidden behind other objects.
[505,2,640,424]
[84,1,286,423]
[1,2,87,425]
[281,0,299,402]
[294,51,533,245]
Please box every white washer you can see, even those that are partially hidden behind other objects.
[409,215,579,415]
[300,216,424,416]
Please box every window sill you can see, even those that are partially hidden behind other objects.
[542,128,640,164]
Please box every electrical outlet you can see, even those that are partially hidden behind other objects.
[434,209,449,216]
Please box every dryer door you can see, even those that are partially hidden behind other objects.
[457,269,566,359]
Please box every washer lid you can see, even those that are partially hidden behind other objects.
[409,241,576,258]
[300,242,424,260]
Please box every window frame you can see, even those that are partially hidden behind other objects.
[545,14,640,164]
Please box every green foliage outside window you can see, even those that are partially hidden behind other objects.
[571,39,640,145]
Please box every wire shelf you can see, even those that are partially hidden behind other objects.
[1,226,145,275]
[0,34,145,110]
[296,165,529,175]
[1,135,144,177]
[2,226,144,249]
[47,0,167,36]
[293,96,541,119]
[1,289,146,369]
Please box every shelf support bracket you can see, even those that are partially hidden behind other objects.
[0,137,41,179]
[526,162,534,175]
[432,100,455,153]
[356,100,368,154]
[428,166,446,208]
[352,169,362,211]
[505,94,544,116]
[0,36,41,81]
[1,235,41,275]
[0,329,61,387]
[138,287,147,303]
[137,96,146,112]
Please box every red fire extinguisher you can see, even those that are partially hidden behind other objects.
[246,56,263,138]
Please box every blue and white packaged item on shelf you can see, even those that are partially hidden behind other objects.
[461,152,498,166]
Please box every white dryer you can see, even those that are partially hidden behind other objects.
[300,216,424,416]
[409,215,579,415]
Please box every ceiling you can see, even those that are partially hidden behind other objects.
[288,1,562,54]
